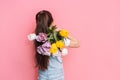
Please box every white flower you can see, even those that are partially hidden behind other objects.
[27,33,37,41]
[61,48,68,56]
[63,38,71,46]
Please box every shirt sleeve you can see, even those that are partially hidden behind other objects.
[63,38,71,47]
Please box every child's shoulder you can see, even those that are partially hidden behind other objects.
[56,27,61,31]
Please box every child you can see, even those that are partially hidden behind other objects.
[28,10,80,80]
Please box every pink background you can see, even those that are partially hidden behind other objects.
[0,0,120,80]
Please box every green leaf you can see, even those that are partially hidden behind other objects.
[53,31,58,41]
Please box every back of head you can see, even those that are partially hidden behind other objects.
[34,10,53,71]
[35,10,53,34]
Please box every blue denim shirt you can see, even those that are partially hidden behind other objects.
[48,54,63,70]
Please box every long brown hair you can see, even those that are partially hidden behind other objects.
[34,10,53,71]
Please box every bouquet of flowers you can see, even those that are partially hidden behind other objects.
[27,26,69,56]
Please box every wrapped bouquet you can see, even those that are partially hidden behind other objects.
[27,26,69,56]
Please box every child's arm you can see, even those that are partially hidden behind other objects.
[67,34,80,48]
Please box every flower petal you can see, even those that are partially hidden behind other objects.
[27,33,37,41]
[61,48,68,56]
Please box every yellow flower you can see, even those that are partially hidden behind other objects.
[56,40,65,49]
[50,43,58,54]
[59,30,69,37]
